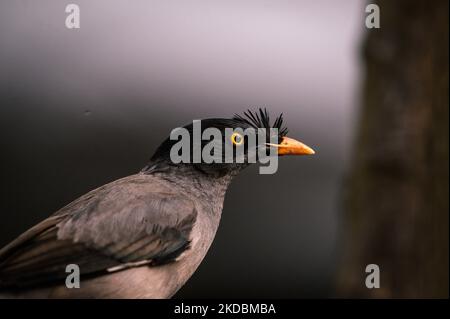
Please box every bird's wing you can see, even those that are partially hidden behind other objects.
[0,174,197,288]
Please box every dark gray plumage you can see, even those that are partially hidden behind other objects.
[0,109,314,298]
[0,172,228,298]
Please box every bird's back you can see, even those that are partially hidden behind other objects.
[0,173,222,298]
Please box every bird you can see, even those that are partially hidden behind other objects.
[0,109,315,298]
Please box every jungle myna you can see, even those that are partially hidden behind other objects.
[0,109,314,298]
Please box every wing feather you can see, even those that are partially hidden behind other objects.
[0,174,197,289]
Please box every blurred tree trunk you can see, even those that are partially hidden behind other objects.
[338,0,448,298]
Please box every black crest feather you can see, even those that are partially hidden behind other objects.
[232,108,288,137]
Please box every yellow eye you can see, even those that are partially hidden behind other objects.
[231,133,244,146]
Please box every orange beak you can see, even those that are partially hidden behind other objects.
[267,136,315,156]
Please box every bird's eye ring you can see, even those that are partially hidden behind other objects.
[231,133,244,146]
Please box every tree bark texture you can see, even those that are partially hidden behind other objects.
[338,0,449,298]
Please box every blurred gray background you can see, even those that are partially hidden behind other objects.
[0,0,364,297]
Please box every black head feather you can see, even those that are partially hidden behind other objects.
[232,108,289,137]
[144,109,289,177]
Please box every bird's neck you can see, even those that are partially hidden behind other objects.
[141,162,235,215]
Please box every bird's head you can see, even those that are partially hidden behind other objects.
[144,109,315,178]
